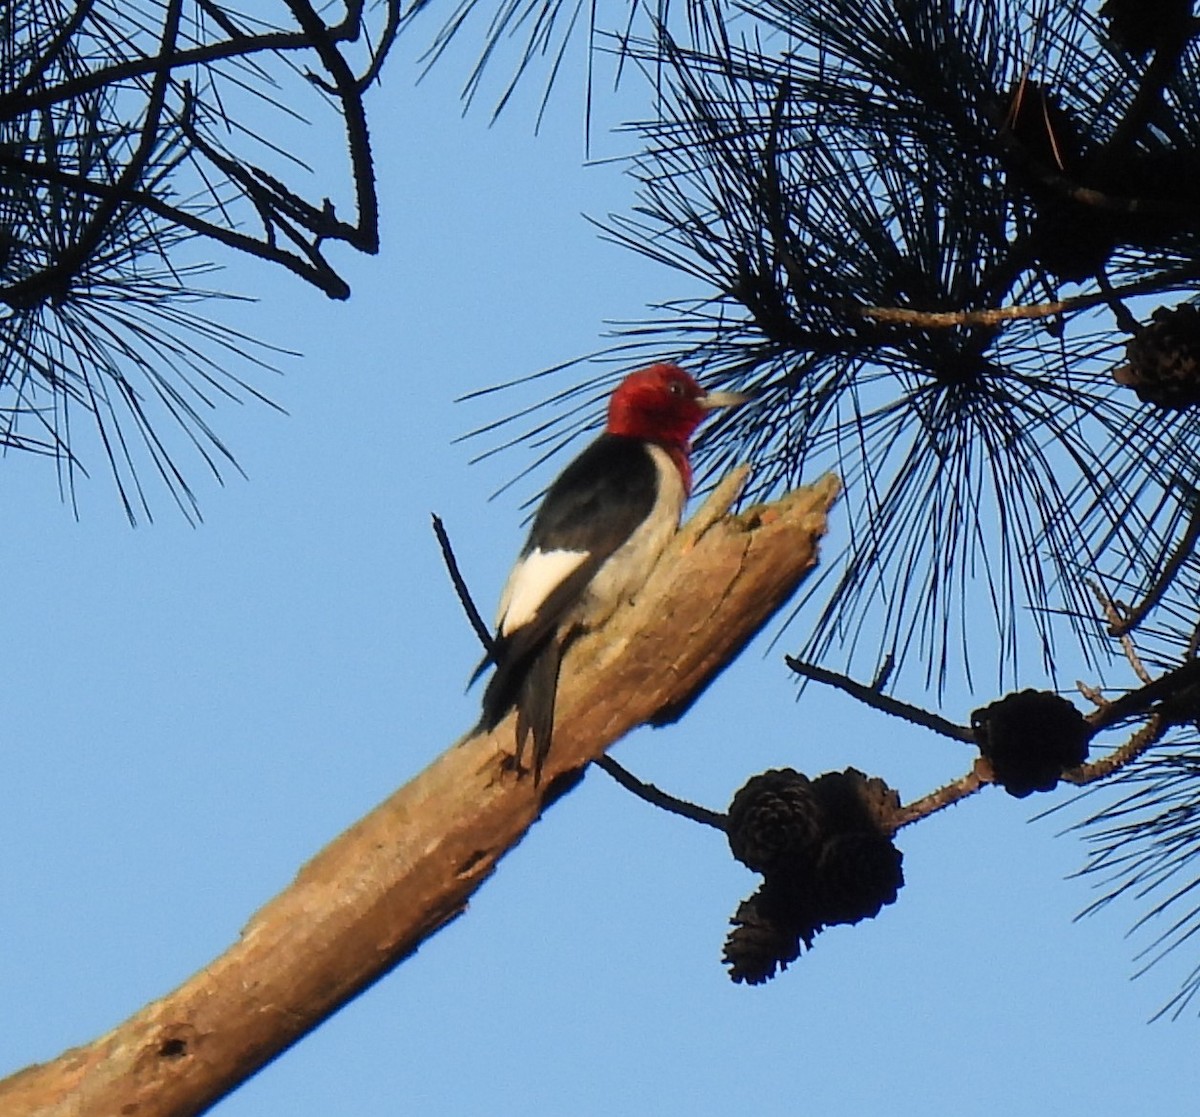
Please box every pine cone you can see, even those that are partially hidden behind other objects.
[1028,202,1117,284]
[816,831,905,926]
[722,887,806,985]
[810,768,901,834]
[972,690,1092,798]
[1114,303,1200,409]
[725,769,906,984]
[1001,80,1082,178]
[754,769,905,930]
[727,768,824,874]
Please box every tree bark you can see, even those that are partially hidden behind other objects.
[0,469,840,1117]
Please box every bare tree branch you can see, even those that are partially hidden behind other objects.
[1088,659,1200,732]
[0,471,839,1117]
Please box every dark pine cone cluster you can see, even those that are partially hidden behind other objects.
[722,768,904,984]
[1101,0,1197,59]
[971,690,1092,798]
[1114,304,1200,410]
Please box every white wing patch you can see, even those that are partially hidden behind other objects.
[496,547,589,636]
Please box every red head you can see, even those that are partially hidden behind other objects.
[606,363,745,445]
[605,363,748,492]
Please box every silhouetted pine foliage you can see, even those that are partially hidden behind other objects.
[1,0,400,519]
[1073,738,1200,1020]
[401,0,731,122]
[439,0,1200,1010]
[1062,503,1200,1020]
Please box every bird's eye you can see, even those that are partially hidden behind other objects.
[668,380,685,397]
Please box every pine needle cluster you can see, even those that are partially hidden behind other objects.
[1,1,401,518]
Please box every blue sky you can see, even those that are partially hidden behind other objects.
[1,20,1198,1117]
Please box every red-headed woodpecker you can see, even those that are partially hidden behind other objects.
[478,363,747,782]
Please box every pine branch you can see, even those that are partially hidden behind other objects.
[783,657,975,743]
[855,266,1200,328]
[595,755,727,829]
[0,0,403,516]
[890,760,993,830]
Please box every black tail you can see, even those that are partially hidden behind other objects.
[516,637,563,783]
[479,633,520,731]
[479,634,563,784]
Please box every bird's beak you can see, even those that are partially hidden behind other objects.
[698,388,751,411]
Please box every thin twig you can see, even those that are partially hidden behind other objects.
[890,761,992,830]
[595,755,727,830]
[431,513,494,655]
[855,267,1200,330]
[1095,268,1140,335]
[1063,715,1168,786]
[1105,500,1200,639]
[857,297,1083,328]
[1076,678,1107,711]
[784,656,975,743]
[1087,579,1152,684]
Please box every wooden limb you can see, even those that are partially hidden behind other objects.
[1104,501,1200,640]
[0,470,839,1117]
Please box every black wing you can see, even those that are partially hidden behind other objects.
[478,435,659,740]
[524,434,659,556]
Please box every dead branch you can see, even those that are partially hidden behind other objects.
[0,470,840,1117]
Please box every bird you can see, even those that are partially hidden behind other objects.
[476,362,748,783]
